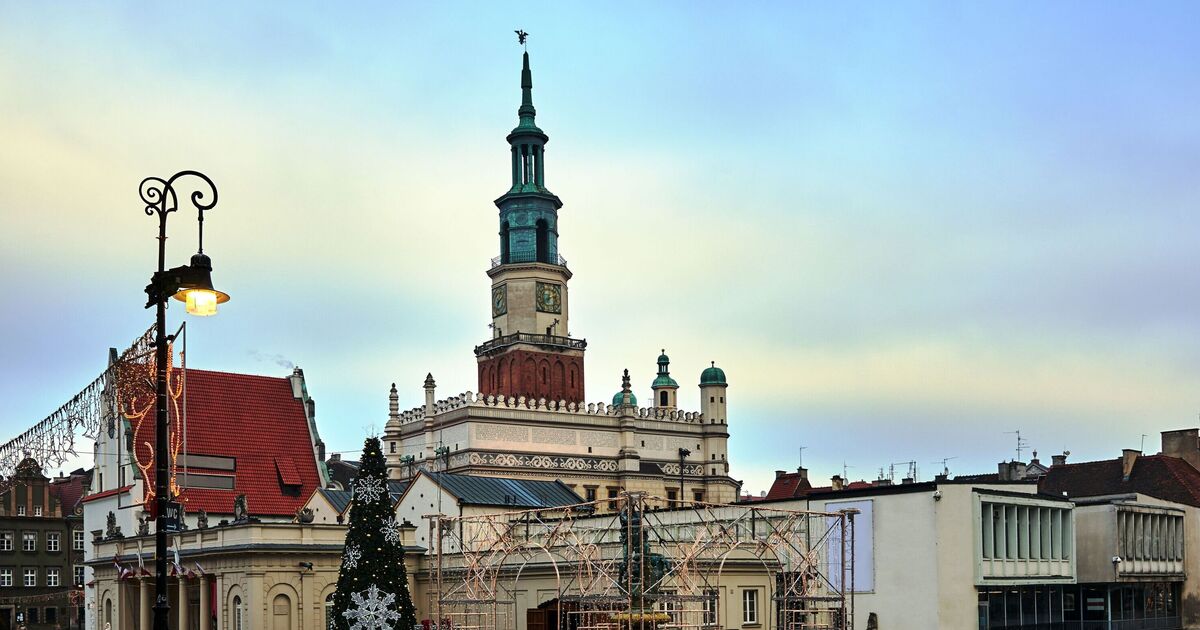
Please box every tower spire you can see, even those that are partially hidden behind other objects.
[519,52,536,123]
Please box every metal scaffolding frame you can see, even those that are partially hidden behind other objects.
[427,493,857,630]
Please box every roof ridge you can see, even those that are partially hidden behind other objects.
[185,367,292,381]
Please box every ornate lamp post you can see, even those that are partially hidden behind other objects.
[139,171,229,630]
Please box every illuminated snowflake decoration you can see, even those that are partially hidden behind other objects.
[381,517,402,545]
[353,477,385,504]
[343,543,362,569]
[343,584,401,630]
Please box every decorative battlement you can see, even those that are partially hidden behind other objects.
[392,390,707,425]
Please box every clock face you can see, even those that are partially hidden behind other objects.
[536,282,562,314]
[492,285,507,317]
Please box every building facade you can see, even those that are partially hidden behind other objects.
[383,49,739,506]
[0,459,88,629]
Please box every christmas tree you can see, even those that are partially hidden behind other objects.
[330,436,418,630]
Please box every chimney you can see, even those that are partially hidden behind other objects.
[759,490,766,498]
[934,473,948,482]
[997,461,1011,481]
[329,453,340,463]
[1160,429,1200,470]
[775,470,787,479]
[1121,449,1141,481]
[796,467,808,482]
[831,475,844,491]
[901,477,914,485]
[1051,452,1069,467]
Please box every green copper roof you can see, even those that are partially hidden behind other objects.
[652,375,679,388]
[653,349,678,388]
[612,390,638,407]
[700,362,727,385]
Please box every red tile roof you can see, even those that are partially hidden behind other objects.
[130,369,320,517]
[1038,454,1200,507]
[81,485,133,503]
[765,472,813,500]
[49,472,90,515]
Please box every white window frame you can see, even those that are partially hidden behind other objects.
[24,568,37,587]
[17,506,25,517]
[22,532,36,552]
[0,568,11,587]
[33,506,42,517]
[47,532,60,552]
[0,531,12,551]
[74,565,85,586]
[742,588,758,625]
[47,567,60,587]
[73,529,85,551]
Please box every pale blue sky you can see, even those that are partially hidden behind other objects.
[1,2,1197,493]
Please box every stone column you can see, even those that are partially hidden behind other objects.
[199,575,211,630]
[177,578,189,630]
[139,580,151,629]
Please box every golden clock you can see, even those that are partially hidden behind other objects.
[536,282,562,314]
[492,285,507,316]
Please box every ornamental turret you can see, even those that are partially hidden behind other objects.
[476,47,586,404]
[651,350,679,410]
[699,362,728,425]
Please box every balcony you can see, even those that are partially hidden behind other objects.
[491,252,568,269]
[474,332,587,356]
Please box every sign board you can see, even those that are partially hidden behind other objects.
[825,499,875,593]
[160,501,183,532]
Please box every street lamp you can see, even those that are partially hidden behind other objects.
[139,170,228,630]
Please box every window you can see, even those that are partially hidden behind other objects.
[666,489,678,503]
[17,506,25,516]
[233,595,243,630]
[703,590,718,627]
[660,391,669,406]
[607,488,619,511]
[1,531,12,551]
[584,487,597,502]
[74,565,84,586]
[45,607,57,624]
[24,568,37,587]
[47,532,60,552]
[325,592,336,630]
[33,506,42,517]
[742,589,758,625]
[47,568,59,587]
[73,529,84,551]
[0,569,11,587]
[22,532,36,552]
[390,442,396,454]
[694,490,705,503]
[26,608,37,624]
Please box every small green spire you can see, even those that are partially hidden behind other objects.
[517,51,538,129]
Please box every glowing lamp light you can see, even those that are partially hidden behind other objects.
[180,288,225,316]
[170,252,230,316]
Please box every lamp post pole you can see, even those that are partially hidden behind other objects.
[140,171,223,630]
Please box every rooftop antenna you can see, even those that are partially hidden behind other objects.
[1005,430,1029,461]
[515,29,529,50]
[932,457,957,477]
[1140,434,1148,453]
[797,445,807,469]
[842,461,854,480]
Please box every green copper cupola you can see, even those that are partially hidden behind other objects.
[496,50,564,266]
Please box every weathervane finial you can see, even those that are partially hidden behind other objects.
[515,30,529,49]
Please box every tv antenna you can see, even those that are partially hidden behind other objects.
[932,456,957,477]
[797,445,807,469]
[1005,430,1029,461]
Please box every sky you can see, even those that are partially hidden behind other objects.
[1,2,1198,495]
